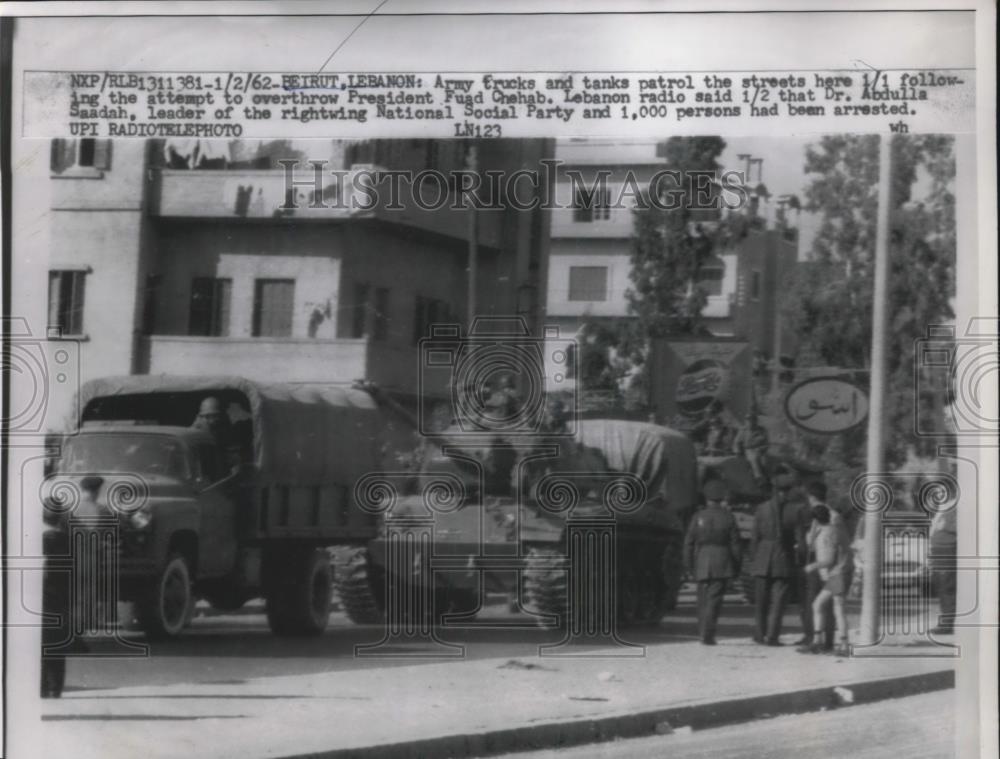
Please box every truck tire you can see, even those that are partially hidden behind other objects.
[334,547,385,625]
[137,553,193,639]
[265,549,332,636]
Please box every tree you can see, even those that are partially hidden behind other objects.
[579,137,727,397]
[782,134,956,468]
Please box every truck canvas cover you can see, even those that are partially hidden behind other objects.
[78,375,414,486]
[575,419,698,515]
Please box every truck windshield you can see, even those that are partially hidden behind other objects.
[61,434,189,480]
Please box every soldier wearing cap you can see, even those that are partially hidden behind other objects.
[684,479,742,645]
[749,466,803,645]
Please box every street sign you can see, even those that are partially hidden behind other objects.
[784,376,869,434]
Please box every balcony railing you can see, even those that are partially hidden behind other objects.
[150,167,503,247]
[142,335,442,395]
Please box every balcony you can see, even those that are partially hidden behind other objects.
[150,167,503,247]
[554,139,663,165]
[142,336,444,395]
[152,168,365,219]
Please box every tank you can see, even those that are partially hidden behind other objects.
[335,418,699,628]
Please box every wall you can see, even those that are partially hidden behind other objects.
[150,221,346,338]
[49,140,150,382]
[546,238,632,318]
[337,223,470,344]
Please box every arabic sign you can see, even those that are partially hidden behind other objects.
[784,377,869,434]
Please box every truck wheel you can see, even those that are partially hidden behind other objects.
[334,547,385,625]
[266,549,332,636]
[137,553,193,639]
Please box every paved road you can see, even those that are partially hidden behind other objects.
[491,690,957,759]
[67,589,783,691]
[68,589,932,694]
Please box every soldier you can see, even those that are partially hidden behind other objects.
[732,411,769,485]
[684,479,742,645]
[749,468,801,645]
[192,396,242,468]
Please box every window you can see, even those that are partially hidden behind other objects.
[413,296,451,344]
[140,274,162,336]
[47,270,86,335]
[352,282,370,338]
[568,266,608,301]
[572,185,611,222]
[189,278,232,336]
[252,279,295,337]
[195,444,223,486]
[373,287,390,341]
[565,343,577,380]
[697,267,725,297]
[50,138,112,174]
[750,270,762,301]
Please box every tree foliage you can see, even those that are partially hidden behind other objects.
[782,134,956,467]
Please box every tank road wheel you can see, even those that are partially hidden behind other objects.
[739,571,757,606]
[334,547,385,625]
[137,553,193,640]
[523,546,567,626]
[635,547,668,625]
[617,555,642,627]
[266,549,333,636]
[660,536,684,612]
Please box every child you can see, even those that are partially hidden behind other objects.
[799,504,854,656]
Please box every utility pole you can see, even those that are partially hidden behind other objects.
[466,144,479,325]
[859,134,893,647]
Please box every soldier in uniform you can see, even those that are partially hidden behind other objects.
[191,396,243,469]
[749,468,801,645]
[684,479,742,645]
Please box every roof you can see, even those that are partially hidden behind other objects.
[575,419,698,513]
[78,376,413,485]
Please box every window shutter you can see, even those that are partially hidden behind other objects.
[50,138,76,174]
[69,272,86,334]
[93,140,113,170]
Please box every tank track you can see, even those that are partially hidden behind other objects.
[522,546,568,624]
[523,535,682,628]
[333,547,384,625]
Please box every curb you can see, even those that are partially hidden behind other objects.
[280,669,954,759]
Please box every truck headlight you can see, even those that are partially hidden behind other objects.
[129,507,153,530]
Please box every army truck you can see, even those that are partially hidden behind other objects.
[336,418,699,628]
[45,375,411,639]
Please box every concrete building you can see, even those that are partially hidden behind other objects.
[47,138,551,402]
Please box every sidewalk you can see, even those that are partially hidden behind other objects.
[40,630,956,759]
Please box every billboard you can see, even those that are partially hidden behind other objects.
[649,338,753,429]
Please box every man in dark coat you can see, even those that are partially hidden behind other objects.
[684,479,742,645]
[749,469,802,645]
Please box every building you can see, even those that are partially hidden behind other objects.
[46,138,551,409]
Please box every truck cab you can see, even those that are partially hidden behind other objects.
[48,424,244,637]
